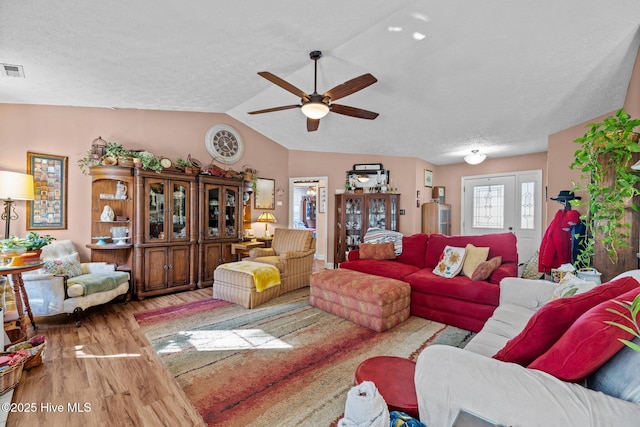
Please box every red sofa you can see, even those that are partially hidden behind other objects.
[340,233,518,332]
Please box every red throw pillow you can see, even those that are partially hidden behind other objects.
[471,256,502,281]
[492,276,640,366]
[396,234,429,267]
[358,242,396,260]
[528,286,640,381]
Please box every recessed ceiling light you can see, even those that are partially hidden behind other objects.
[0,63,25,78]
[388,26,403,32]
[413,32,426,40]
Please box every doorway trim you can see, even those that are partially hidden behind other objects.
[289,176,329,267]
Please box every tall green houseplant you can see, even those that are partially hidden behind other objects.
[570,108,640,273]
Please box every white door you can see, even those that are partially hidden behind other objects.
[462,170,542,265]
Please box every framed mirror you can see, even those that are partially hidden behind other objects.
[254,178,275,210]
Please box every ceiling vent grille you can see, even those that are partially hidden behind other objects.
[1,64,25,78]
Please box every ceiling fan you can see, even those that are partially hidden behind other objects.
[248,50,379,132]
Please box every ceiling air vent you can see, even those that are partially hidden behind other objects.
[1,64,25,78]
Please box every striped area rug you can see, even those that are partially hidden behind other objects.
[135,288,474,426]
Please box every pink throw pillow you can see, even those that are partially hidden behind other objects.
[471,256,502,281]
[528,286,640,381]
[492,276,640,366]
[358,242,396,260]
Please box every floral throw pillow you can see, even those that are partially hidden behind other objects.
[41,252,82,277]
[433,246,467,278]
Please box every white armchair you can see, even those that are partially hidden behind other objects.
[22,240,130,326]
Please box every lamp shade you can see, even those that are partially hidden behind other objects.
[0,171,35,200]
[464,150,487,165]
[256,212,277,223]
[300,102,330,119]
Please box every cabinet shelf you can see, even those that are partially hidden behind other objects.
[86,243,133,250]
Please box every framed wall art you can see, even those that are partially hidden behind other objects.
[254,177,275,210]
[318,187,327,213]
[26,152,68,230]
[424,169,433,187]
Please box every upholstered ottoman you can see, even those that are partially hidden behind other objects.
[309,269,411,332]
[213,261,282,309]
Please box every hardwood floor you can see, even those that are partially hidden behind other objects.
[8,289,211,427]
[8,260,326,426]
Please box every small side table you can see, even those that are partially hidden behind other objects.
[231,241,265,261]
[0,263,42,337]
[256,236,273,248]
[354,356,419,418]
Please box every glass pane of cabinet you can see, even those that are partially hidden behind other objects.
[147,181,165,240]
[368,196,387,229]
[172,182,188,239]
[207,186,221,237]
[224,188,237,237]
[345,196,363,249]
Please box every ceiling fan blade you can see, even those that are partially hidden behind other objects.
[324,73,377,102]
[248,105,300,115]
[258,71,309,99]
[331,104,379,120]
[307,118,320,132]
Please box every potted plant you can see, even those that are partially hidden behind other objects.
[138,152,163,173]
[77,149,102,175]
[175,157,194,173]
[21,232,55,262]
[570,108,640,271]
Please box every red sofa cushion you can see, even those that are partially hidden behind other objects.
[405,268,500,306]
[396,233,429,268]
[528,286,640,381]
[493,276,640,366]
[339,259,421,281]
[424,233,518,268]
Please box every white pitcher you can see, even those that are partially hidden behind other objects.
[115,181,128,199]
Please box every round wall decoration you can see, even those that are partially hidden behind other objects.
[205,124,244,164]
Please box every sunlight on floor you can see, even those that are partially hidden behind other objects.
[156,329,292,353]
[74,345,142,359]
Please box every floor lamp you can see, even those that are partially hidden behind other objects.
[0,171,35,239]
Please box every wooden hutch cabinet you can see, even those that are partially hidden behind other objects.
[133,168,198,298]
[421,202,451,235]
[87,166,135,271]
[88,166,243,298]
[197,175,243,288]
[334,193,400,265]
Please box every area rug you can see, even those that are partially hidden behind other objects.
[135,288,475,426]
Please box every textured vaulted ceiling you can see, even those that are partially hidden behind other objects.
[2,1,640,164]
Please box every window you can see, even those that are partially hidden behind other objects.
[472,185,504,228]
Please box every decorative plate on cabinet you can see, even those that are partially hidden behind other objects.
[205,124,244,164]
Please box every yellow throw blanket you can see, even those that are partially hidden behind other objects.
[218,261,281,292]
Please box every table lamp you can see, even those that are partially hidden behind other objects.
[0,171,35,239]
[256,212,276,237]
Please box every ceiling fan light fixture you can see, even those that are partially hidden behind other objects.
[301,101,330,119]
[464,150,486,165]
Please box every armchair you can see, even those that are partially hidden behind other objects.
[248,228,316,293]
[21,240,130,326]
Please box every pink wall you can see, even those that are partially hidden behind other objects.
[0,105,289,261]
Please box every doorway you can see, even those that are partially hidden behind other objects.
[461,170,542,265]
[289,176,328,267]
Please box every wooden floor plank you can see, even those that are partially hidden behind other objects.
[7,288,211,427]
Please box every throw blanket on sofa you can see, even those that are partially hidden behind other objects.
[364,228,403,255]
[67,271,129,296]
[218,261,281,292]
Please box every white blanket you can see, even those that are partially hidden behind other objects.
[338,381,389,427]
